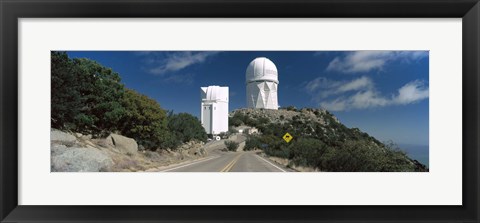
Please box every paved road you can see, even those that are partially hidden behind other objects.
[160,151,289,172]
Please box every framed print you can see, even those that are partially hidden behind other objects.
[1,0,479,222]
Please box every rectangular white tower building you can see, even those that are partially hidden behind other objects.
[201,86,229,135]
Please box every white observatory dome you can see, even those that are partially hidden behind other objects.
[201,86,228,102]
[246,57,279,84]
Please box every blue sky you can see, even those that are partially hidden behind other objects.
[65,51,429,146]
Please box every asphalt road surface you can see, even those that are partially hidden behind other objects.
[160,151,289,172]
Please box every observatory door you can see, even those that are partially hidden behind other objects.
[202,104,213,134]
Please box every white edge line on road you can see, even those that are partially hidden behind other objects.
[255,154,287,172]
[159,155,220,172]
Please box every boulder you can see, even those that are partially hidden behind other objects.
[81,134,92,141]
[106,133,138,155]
[185,141,204,156]
[92,138,113,149]
[198,147,207,156]
[51,144,68,156]
[51,147,114,172]
[188,147,208,157]
[51,129,77,145]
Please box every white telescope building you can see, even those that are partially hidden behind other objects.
[200,86,229,135]
[246,57,279,110]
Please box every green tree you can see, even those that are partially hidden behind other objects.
[167,113,207,144]
[120,89,170,150]
[51,52,125,134]
[51,51,82,129]
[74,58,125,133]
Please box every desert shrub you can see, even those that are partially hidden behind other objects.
[224,140,239,151]
[228,126,238,134]
[285,106,297,111]
[251,117,417,172]
[244,136,262,151]
[289,138,326,168]
[229,115,244,127]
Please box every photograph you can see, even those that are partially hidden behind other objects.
[51,51,429,172]
[3,0,478,221]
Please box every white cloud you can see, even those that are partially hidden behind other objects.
[326,51,428,73]
[146,51,219,75]
[318,90,389,111]
[349,90,389,109]
[337,76,374,93]
[306,77,429,111]
[319,98,348,111]
[305,77,331,93]
[135,51,219,85]
[394,80,429,105]
[305,76,373,99]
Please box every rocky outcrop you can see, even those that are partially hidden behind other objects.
[51,129,210,172]
[230,107,336,126]
[106,133,138,155]
[51,145,114,172]
[51,131,114,172]
[179,141,207,157]
[51,129,77,145]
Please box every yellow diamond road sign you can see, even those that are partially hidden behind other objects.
[283,133,293,143]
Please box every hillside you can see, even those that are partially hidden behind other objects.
[229,107,428,172]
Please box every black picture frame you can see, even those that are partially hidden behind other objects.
[1,0,479,222]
